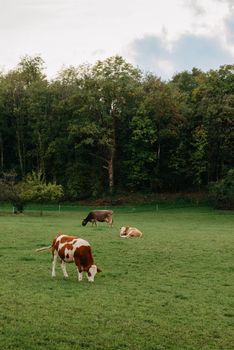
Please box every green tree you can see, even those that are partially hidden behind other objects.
[138,74,184,190]
[68,56,141,194]
[48,65,95,197]
[24,79,50,177]
[168,69,205,189]
[0,56,233,198]
[193,65,234,181]
[190,126,208,188]
[209,169,234,209]
[0,172,26,213]
[21,171,63,214]
[0,56,47,177]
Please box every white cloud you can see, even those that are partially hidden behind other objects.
[127,33,234,79]
[0,0,233,78]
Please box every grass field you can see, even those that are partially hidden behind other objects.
[0,205,234,350]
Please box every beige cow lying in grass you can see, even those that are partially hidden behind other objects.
[119,226,143,238]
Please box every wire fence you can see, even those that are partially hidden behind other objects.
[0,200,212,216]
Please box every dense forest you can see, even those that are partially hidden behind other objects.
[0,55,233,200]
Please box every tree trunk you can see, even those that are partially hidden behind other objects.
[108,102,116,194]
[37,131,45,177]
[156,122,161,172]
[108,155,114,194]
[0,134,3,169]
[16,130,24,177]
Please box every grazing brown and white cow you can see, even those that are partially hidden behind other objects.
[36,234,101,282]
[119,226,143,238]
[82,210,113,227]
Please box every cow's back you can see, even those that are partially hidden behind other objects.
[93,210,112,217]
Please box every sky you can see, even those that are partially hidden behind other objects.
[0,0,233,80]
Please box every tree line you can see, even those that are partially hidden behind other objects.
[0,55,233,200]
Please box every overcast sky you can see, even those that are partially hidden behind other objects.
[0,0,233,80]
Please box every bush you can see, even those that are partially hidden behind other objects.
[209,169,234,209]
[0,171,64,213]
[0,173,26,213]
[21,171,64,204]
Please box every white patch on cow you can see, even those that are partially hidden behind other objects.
[56,234,66,242]
[56,237,90,259]
[64,247,75,262]
[87,265,97,282]
[73,238,90,248]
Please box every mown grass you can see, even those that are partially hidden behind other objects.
[0,206,234,350]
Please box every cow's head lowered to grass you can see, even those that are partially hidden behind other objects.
[82,210,113,227]
[36,234,102,282]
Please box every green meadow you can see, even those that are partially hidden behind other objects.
[0,205,234,350]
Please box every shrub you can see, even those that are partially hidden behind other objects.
[209,169,234,209]
[21,171,64,204]
[0,172,26,213]
[0,171,64,213]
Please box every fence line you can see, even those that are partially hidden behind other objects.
[0,201,209,215]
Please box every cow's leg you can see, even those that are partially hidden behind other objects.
[106,217,113,227]
[78,270,83,281]
[52,252,58,277]
[61,260,69,278]
[91,219,97,226]
[75,258,83,281]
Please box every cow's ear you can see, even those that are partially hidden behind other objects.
[97,267,102,273]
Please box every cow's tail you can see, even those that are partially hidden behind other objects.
[35,245,51,252]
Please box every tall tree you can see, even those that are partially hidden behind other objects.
[139,74,184,190]
[68,56,141,194]
[193,64,234,181]
[0,56,46,177]
[169,68,205,189]
[91,56,141,193]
